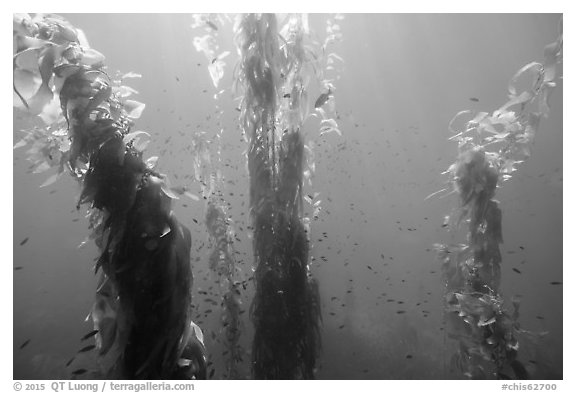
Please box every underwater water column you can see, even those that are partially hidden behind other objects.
[235,13,321,379]
[437,19,562,380]
[13,14,206,379]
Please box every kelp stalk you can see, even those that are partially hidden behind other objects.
[188,18,246,374]
[205,199,245,379]
[437,19,562,380]
[234,13,322,379]
[13,14,206,379]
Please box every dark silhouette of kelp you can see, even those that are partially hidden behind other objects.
[234,14,323,379]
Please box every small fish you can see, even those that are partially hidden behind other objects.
[20,237,29,246]
[77,344,96,353]
[512,268,522,274]
[536,316,545,320]
[396,310,406,314]
[175,76,180,82]
[19,339,31,349]
[209,368,215,379]
[80,330,98,341]
[406,354,413,359]
[469,97,479,102]
[550,281,562,285]
[314,88,332,109]
[283,93,290,98]
[206,20,218,31]
[338,325,345,329]
[14,266,23,271]
[366,265,373,270]
[65,357,75,367]
[71,369,87,376]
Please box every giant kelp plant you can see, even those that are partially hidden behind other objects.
[435,19,562,379]
[188,126,247,380]
[233,13,341,379]
[204,198,245,379]
[13,14,206,379]
[188,16,248,377]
